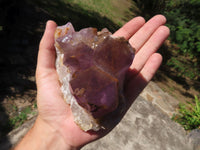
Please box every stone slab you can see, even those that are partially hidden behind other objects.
[83,96,192,150]
[0,117,36,150]
[140,81,179,117]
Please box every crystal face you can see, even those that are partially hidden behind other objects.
[70,67,118,118]
[55,22,135,131]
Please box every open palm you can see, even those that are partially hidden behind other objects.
[36,15,169,149]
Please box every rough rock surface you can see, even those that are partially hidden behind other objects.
[188,129,200,150]
[0,82,195,150]
[83,96,192,150]
[54,23,134,131]
[140,81,179,117]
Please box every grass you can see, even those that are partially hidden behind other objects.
[9,106,36,129]
[63,0,135,26]
[166,55,200,80]
[172,96,200,130]
[28,0,125,32]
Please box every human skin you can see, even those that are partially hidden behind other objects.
[14,15,170,150]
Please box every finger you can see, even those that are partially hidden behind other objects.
[113,16,145,40]
[129,15,167,52]
[125,53,162,102]
[130,25,170,73]
[139,53,162,81]
[37,20,57,71]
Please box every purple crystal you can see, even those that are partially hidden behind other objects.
[69,67,118,118]
[93,36,134,87]
[55,22,134,119]
[63,43,94,73]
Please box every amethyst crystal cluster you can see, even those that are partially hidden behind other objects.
[54,23,135,131]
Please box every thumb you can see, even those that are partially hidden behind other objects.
[37,20,57,73]
[36,20,58,88]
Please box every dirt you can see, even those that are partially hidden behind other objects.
[153,41,200,106]
[153,71,199,105]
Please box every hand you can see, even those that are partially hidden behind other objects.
[14,15,169,150]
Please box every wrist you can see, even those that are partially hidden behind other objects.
[14,116,79,150]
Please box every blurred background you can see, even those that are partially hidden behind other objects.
[0,0,200,141]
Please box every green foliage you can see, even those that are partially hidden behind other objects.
[34,102,37,108]
[9,106,32,128]
[163,0,200,81]
[165,0,200,56]
[172,96,200,130]
[166,56,199,79]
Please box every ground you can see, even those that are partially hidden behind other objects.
[0,0,199,141]
[154,71,199,104]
